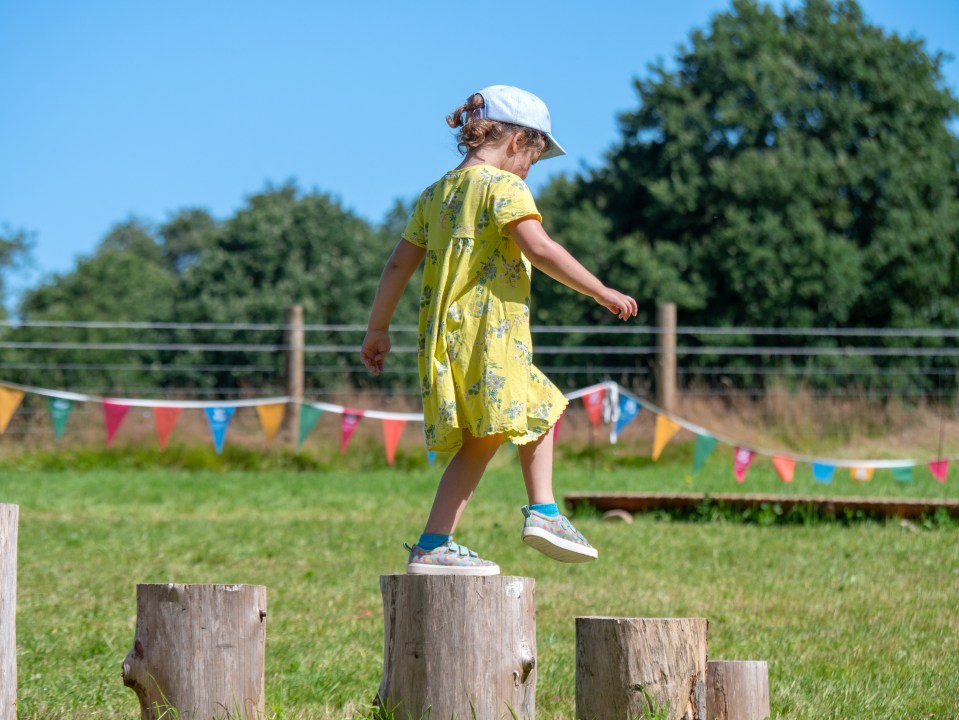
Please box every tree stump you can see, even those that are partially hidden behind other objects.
[576,616,708,720]
[707,661,770,720]
[0,505,17,720]
[377,574,537,719]
[122,584,267,720]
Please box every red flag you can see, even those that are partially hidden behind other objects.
[340,410,363,454]
[733,447,755,483]
[102,401,131,447]
[582,388,605,429]
[382,418,406,465]
[152,407,182,451]
[772,456,796,484]
[552,413,564,444]
[929,459,949,484]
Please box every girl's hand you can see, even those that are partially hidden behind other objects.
[360,330,391,376]
[594,287,639,321]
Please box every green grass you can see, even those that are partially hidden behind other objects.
[1,444,957,719]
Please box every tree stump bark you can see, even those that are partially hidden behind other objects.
[576,616,708,720]
[0,505,17,720]
[377,574,537,719]
[122,584,267,720]
[706,661,770,720]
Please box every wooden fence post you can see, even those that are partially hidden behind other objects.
[657,302,677,413]
[0,505,17,720]
[707,660,770,720]
[122,584,267,720]
[576,616,707,720]
[285,304,304,447]
[377,575,537,719]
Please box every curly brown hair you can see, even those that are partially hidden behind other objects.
[446,93,552,157]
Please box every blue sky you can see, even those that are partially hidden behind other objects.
[1,1,957,306]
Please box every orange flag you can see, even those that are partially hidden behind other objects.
[772,456,796,484]
[0,387,25,434]
[651,415,681,461]
[582,388,606,429]
[256,403,286,444]
[850,466,874,483]
[382,418,406,465]
[152,407,182,451]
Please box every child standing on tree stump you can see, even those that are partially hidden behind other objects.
[361,85,637,575]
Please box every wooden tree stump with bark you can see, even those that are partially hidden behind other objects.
[122,583,267,720]
[377,574,537,719]
[576,616,708,720]
[0,505,17,720]
[706,660,770,720]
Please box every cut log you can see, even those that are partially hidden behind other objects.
[707,660,770,720]
[0,505,17,720]
[377,574,536,719]
[122,583,267,720]
[576,616,708,720]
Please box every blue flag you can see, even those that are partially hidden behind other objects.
[611,395,641,444]
[204,406,236,454]
[812,462,835,484]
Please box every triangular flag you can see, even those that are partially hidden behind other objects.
[892,466,914,483]
[382,418,406,465]
[772,456,796,484]
[611,395,641,444]
[340,410,363,454]
[256,403,286,444]
[0,387,25,434]
[47,396,73,441]
[652,415,681,461]
[812,462,835,484]
[582,388,606,429]
[692,434,718,475]
[102,401,131,447]
[928,459,949,484]
[850,466,874,483]
[152,407,182,451]
[552,413,564,444]
[297,405,324,449]
[204,406,236,454]
[733,447,755,483]
[427,450,437,465]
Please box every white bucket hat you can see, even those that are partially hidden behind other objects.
[475,85,566,161]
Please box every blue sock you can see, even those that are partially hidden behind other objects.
[417,533,451,551]
[530,503,559,517]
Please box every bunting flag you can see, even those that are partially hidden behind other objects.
[652,415,681,461]
[772,456,796,484]
[47,397,73,440]
[582,387,606,429]
[733,447,755,483]
[812,462,836,484]
[850,466,875,483]
[204,406,235,454]
[552,413,564,444]
[102,401,131,447]
[382,418,406,465]
[892,466,915,483]
[692,434,718,475]
[610,395,641,444]
[928,459,949,484]
[297,405,324,449]
[0,386,25,434]
[427,450,437,465]
[255,403,286,444]
[152,407,182,451]
[340,410,363,454]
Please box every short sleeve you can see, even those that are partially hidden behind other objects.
[402,193,428,249]
[490,177,542,233]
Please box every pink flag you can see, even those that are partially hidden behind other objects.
[340,410,363,454]
[152,407,182,451]
[929,459,949,484]
[772,456,796,484]
[382,418,406,465]
[582,388,606,429]
[102,401,131,447]
[733,447,755,483]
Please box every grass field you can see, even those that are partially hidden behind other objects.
[1,441,958,719]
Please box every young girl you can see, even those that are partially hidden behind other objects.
[360,85,637,575]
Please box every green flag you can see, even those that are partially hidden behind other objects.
[297,405,324,449]
[692,434,718,475]
[47,397,73,441]
[892,466,914,483]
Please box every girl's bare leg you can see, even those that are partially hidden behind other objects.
[517,426,556,505]
[422,431,504,535]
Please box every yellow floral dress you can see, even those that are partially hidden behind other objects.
[403,165,568,452]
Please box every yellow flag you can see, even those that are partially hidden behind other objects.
[850,466,874,482]
[256,403,286,443]
[0,387,25,434]
[652,415,681,461]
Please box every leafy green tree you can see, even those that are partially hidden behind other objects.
[0,226,33,320]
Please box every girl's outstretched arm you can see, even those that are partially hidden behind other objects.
[360,239,426,375]
[508,218,638,320]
